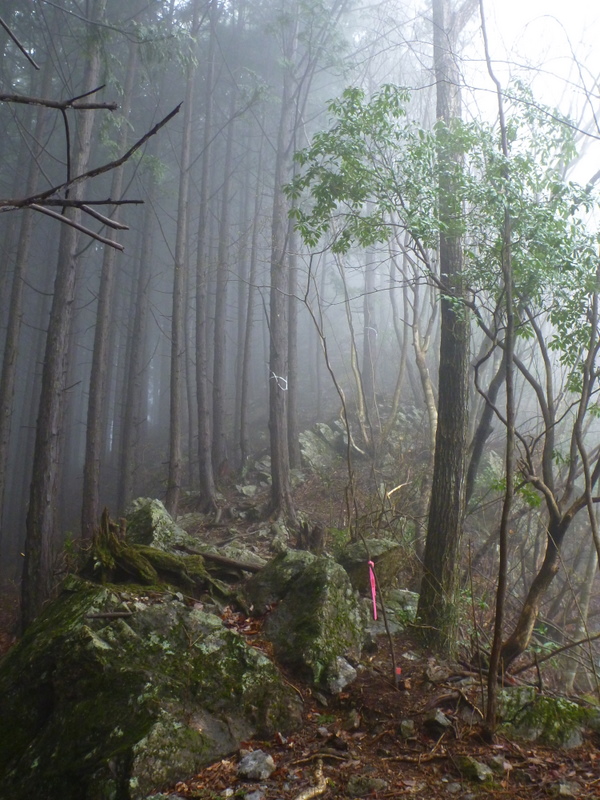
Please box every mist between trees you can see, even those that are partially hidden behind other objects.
[1,0,600,696]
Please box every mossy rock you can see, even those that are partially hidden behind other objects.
[498,687,592,748]
[242,549,317,612]
[263,557,364,686]
[336,538,403,593]
[0,576,302,799]
[126,498,199,552]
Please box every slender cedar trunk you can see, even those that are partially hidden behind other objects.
[233,173,249,467]
[117,186,155,512]
[239,134,264,469]
[185,255,197,487]
[269,18,298,523]
[287,220,301,468]
[361,256,377,413]
[0,68,52,547]
[81,41,137,541]
[314,258,328,419]
[22,3,106,627]
[212,94,236,474]
[417,0,470,655]
[195,1,217,512]
[380,251,410,443]
[165,1,200,516]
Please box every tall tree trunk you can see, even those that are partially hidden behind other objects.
[195,0,218,512]
[165,1,200,515]
[22,2,106,627]
[269,34,297,522]
[0,66,52,547]
[212,94,236,475]
[287,220,301,468]
[117,189,155,513]
[417,0,470,655]
[239,134,264,469]
[81,40,137,540]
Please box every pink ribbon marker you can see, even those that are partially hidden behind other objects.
[368,560,377,620]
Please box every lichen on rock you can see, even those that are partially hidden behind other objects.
[0,576,302,800]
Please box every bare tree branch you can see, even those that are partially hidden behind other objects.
[81,204,129,230]
[0,93,117,110]
[0,15,40,70]
[0,104,182,212]
[30,204,124,251]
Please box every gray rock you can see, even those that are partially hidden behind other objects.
[347,774,388,797]
[243,549,316,612]
[244,791,265,800]
[0,576,302,800]
[399,719,415,739]
[237,750,276,780]
[498,687,590,748]
[126,497,198,552]
[336,538,404,593]
[456,756,494,783]
[264,557,364,687]
[298,428,340,473]
[423,709,453,734]
[326,656,358,694]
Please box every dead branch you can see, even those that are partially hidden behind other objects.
[511,629,600,676]
[0,16,40,70]
[30,204,124,251]
[81,204,129,230]
[0,92,117,110]
[0,103,182,212]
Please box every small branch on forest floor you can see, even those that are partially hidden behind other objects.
[86,611,134,619]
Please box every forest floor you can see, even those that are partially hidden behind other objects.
[168,625,600,799]
[1,469,600,798]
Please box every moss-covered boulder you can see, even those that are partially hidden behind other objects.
[498,687,592,748]
[0,576,302,800]
[336,538,403,593]
[126,498,199,552]
[242,549,317,612]
[263,557,364,687]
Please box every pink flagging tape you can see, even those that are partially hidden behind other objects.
[368,560,377,620]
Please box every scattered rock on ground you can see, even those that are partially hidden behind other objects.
[237,749,276,780]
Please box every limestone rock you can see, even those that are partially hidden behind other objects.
[237,749,276,780]
[126,497,198,552]
[335,538,404,593]
[242,549,316,612]
[456,756,494,783]
[498,687,591,749]
[263,557,364,687]
[0,576,302,800]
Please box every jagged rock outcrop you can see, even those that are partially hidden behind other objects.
[0,576,302,800]
[243,550,364,688]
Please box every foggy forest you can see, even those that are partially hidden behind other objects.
[2,0,600,713]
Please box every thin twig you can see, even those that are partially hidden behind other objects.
[0,16,40,70]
